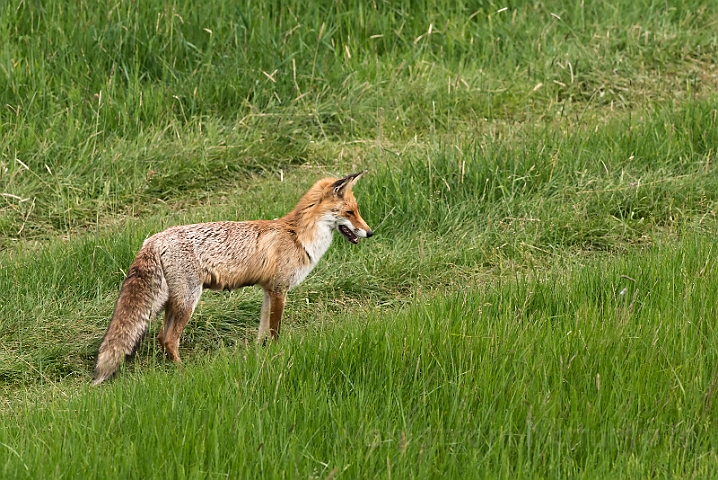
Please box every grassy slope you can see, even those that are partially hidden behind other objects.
[2,98,717,387]
[1,0,718,478]
[3,235,718,478]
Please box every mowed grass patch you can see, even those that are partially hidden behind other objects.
[2,233,717,479]
[2,0,717,241]
[1,95,717,389]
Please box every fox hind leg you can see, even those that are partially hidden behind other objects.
[161,287,202,364]
[157,309,174,351]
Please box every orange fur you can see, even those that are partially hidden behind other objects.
[94,173,372,383]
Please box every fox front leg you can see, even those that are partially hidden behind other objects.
[258,288,286,343]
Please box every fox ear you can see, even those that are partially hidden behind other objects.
[331,171,364,197]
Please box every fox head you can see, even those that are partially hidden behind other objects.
[324,171,373,244]
[325,171,374,244]
[291,172,374,245]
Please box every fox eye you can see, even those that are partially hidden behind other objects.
[346,210,354,215]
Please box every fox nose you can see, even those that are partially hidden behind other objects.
[366,230,374,238]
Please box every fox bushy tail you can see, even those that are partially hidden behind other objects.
[94,244,166,384]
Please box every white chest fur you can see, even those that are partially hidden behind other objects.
[290,216,335,289]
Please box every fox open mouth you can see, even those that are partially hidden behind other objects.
[338,225,359,244]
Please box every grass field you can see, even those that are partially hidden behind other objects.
[1,0,718,478]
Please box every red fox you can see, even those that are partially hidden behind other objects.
[94,172,373,384]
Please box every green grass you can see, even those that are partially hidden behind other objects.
[3,97,718,387]
[1,0,718,478]
[2,0,717,242]
[3,234,718,478]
